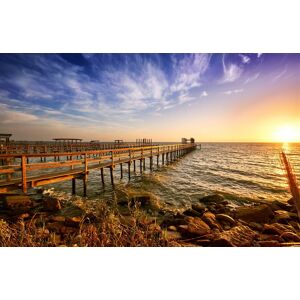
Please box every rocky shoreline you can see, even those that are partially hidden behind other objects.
[0,190,299,247]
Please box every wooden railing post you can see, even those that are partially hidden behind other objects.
[21,155,27,194]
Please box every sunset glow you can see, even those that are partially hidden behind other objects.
[0,54,300,142]
[274,125,299,143]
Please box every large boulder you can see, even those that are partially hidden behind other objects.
[235,204,274,223]
[211,225,258,247]
[43,197,61,212]
[178,217,210,237]
[4,195,32,210]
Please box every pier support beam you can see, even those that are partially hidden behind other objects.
[109,166,114,186]
[120,163,123,179]
[128,162,131,180]
[72,178,76,195]
[100,168,105,186]
[133,160,136,173]
[83,176,87,197]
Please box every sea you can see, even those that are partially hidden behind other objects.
[48,143,300,209]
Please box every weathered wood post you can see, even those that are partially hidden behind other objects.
[128,149,131,180]
[100,168,105,186]
[21,155,27,194]
[110,150,114,186]
[72,178,76,195]
[120,163,123,179]
[83,153,88,196]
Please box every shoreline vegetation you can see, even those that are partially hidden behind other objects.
[1,188,300,247]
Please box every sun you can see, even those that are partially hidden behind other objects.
[274,125,299,143]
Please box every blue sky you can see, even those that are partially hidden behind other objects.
[0,53,300,141]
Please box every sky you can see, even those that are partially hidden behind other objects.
[0,53,300,142]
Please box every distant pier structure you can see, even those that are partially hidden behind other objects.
[0,134,12,147]
[136,138,152,147]
[182,137,201,149]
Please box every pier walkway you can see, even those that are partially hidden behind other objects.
[0,143,197,195]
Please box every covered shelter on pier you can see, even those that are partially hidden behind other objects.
[0,134,12,147]
[53,138,82,144]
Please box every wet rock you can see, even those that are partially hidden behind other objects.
[287,197,294,206]
[216,214,236,226]
[273,210,297,223]
[256,240,281,247]
[247,222,264,232]
[270,200,293,212]
[183,208,202,217]
[191,203,207,214]
[43,197,61,212]
[280,231,300,242]
[202,212,221,230]
[4,195,32,210]
[211,225,258,247]
[178,217,210,237]
[262,223,295,236]
[235,204,274,223]
[199,194,224,204]
[129,195,160,211]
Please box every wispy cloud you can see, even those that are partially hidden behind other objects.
[223,89,244,95]
[239,54,251,64]
[220,54,243,83]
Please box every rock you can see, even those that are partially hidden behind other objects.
[191,203,207,213]
[178,217,210,237]
[202,212,221,230]
[211,225,257,247]
[235,204,274,223]
[183,208,202,217]
[280,231,300,242]
[48,215,66,222]
[256,240,281,247]
[262,223,295,236]
[220,200,230,206]
[168,225,177,231]
[65,216,83,227]
[47,221,64,233]
[273,210,296,223]
[199,194,224,204]
[129,195,160,211]
[4,195,32,210]
[216,214,236,226]
[288,197,294,206]
[43,197,61,212]
[270,200,293,212]
[163,231,182,240]
[247,222,264,232]
[60,205,85,218]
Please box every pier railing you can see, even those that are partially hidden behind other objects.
[0,143,197,194]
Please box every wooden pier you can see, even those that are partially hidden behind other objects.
[0,143,197,196]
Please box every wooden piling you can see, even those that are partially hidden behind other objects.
[128,162,131,180]
[120,163,123,179]
[21,155,27,194]
[110,166,114,186]
[100,168,105,186]
[72,178,76,195]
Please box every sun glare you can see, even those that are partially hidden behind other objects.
[274,125,299,143]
